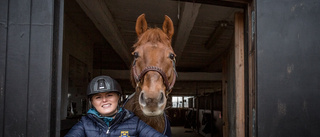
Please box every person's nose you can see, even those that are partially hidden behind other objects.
[102,96,107,102]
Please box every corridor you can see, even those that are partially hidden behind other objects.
[171,126,204,137]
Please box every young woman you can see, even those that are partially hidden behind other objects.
[65,75,167,137]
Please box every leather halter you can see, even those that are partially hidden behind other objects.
[132,59,177,96]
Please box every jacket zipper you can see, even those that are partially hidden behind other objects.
[105,111,127,135]
[106,127,111,134]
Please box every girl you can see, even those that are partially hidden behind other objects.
[65,76,167,137]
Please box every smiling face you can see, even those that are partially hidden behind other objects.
[91,92,119,117]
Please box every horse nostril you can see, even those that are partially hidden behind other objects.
[139,92,146,106]
[159,92,165,104]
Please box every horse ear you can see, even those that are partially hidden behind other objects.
[135,14,148,36]
[162,15,174,39]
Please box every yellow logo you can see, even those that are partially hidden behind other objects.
[119,131,130,137]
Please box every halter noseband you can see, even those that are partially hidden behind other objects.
[132,59,177,95]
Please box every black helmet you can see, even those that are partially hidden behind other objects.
[87,76,122,97]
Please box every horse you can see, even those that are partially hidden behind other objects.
[123,13,178,134]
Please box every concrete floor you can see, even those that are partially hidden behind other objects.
[171,126,204,137]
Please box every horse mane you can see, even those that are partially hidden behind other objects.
[133,28,171,48]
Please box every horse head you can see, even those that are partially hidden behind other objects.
[131,14,177,116]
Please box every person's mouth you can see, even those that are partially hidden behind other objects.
[102,104,111,108]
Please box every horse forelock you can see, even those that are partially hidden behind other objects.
[133,28,171,48]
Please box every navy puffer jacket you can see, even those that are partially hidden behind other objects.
[65,108,166,137]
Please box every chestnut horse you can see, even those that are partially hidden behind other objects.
[124,14,177,134]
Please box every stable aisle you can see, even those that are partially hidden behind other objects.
[171,126,204,137]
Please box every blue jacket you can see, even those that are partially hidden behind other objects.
[65,108,167,137]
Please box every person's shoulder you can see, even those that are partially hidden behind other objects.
[121,107,132,113]
[77,114,100,129]
[78,114,96,124]
[120,108,139,121]
[79,114,89,119]
[121,108,136,116]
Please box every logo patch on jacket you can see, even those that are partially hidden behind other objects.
[119,131,130,137]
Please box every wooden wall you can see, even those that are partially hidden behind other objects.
[0,0,63,136]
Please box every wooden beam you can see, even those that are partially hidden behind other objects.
[222,56,229,137]
[204,38,234,72]
[93,69,131,80]
[94,69,222,81]
[235,12,245,137]
[122,88,220,96]
[170,88,219,95]
[174,2,201,63]
[117,80,221,95]
[177,72,221,81]
[76,0,132,67]
[173,81,221,89]
[247,3,256,137]
[172,0,247,8]
[205,21,228,49]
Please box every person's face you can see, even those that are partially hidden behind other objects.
[91,92,119,117]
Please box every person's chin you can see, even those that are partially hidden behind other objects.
[101,109,116,116]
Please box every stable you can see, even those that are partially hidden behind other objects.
[1,0,320,137]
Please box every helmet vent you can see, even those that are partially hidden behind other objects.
[98,79,106,89]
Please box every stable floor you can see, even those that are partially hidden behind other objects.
[171,126,204,137]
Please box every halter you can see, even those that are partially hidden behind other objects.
[132,58,178,96]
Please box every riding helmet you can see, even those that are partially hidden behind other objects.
[87,75,122,97]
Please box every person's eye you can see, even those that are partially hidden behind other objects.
[95,96,101,99]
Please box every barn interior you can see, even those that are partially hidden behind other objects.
[60,0,248,136]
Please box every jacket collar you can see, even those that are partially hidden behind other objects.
[87,108,123,126]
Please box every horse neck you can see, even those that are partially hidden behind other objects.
[124,93,166,133]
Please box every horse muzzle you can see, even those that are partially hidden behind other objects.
[139,90,166,116]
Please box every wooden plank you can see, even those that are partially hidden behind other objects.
[0,0,8,136]
[223,0,252,3]
[95,69,222,81]
[174,2,201,63]
[177,72,222,81]
[27,0,53,136]
[247,2,256,137]
[173,0,247,8]
[4,0,31,136]
[222,57,229,137]
[173,81,221,89]
[234,12,245,137]
[76,0,132,67]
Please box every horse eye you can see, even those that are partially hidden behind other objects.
[169,53,175,60]
[133,52,139,58]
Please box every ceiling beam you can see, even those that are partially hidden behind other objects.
[172,0,248,8]
[76,0,132,67]
[119,80,222,95]
[94,69,222,81]
[205,21,228,49]
[204,34,234,71]
[173,2,201,63]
